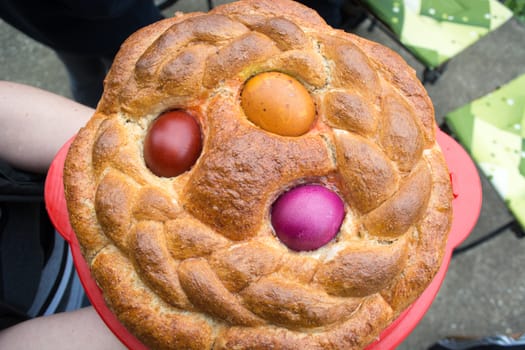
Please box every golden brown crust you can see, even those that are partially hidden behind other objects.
[63,1,453,349]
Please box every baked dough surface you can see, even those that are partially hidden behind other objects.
[64,1,453,348]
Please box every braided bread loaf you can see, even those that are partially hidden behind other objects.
[63,0,453,349]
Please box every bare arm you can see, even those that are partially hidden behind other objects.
[0,82,118,347]
[0,84,124,347]
[0,307,126,350]
[0,81,93,173]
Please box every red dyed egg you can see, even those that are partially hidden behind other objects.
[144,110,202,177]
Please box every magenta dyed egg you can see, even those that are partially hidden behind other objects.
[271,184,345,251]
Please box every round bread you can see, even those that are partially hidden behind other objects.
[63,0,453,349]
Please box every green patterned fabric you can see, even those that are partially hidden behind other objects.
[362,0,513,68]
[446,74,525,229]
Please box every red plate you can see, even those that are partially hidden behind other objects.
[44,129,482,350]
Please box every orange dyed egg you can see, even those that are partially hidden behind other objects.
[241,72,315,136]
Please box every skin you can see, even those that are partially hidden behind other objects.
[0,80,93,173]
[0,81,126,349]
[0,307,126,350]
